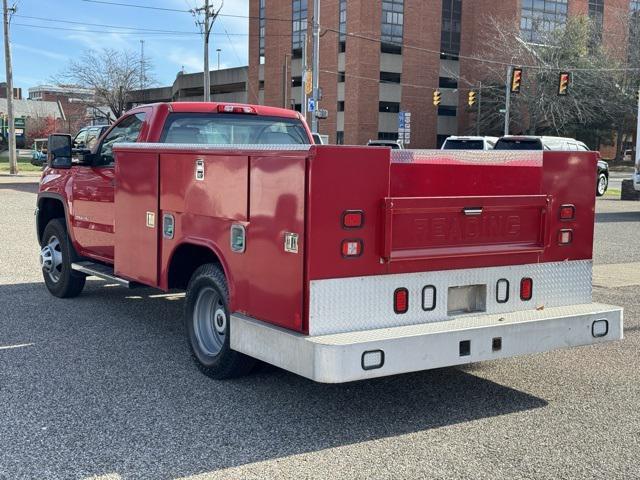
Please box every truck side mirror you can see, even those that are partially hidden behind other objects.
[48,134,73,169]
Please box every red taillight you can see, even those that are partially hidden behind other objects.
[560,204,575,221]
[520,277,533,301]
[217,104,257,114]
[394,288,409,314]
[342,210,364,229]
[341,239,363,257]
[558,229,573,245]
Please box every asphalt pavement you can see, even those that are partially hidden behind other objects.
[0,175,639,480]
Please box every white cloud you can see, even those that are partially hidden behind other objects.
[13,43,68,61]
[167,47,203,72]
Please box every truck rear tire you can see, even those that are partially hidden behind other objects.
[184,263,255,379]
[40,219,86,298]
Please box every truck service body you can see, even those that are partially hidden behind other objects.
[37,102,623,383]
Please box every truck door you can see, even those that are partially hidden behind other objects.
[71,111,149,261]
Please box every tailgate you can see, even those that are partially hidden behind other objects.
[383,195,550,262]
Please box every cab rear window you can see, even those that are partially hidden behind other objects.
[160,113,310,145]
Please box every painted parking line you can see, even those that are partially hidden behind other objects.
[593,262,640,288]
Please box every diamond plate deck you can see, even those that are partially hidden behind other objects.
[309,260,592,336]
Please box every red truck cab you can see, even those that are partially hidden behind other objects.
[36,102,622,383]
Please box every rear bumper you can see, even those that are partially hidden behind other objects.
[231,303,623,383]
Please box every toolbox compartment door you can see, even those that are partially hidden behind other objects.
[114,151,160,286]
[382,195,550,262]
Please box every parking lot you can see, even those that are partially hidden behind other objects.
[0,175,639,480]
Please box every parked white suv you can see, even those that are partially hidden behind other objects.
[441,136,498,150]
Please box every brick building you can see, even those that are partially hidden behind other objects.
[248,0,637,147]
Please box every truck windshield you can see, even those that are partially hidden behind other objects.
[160,113,310,145]
[442,139,485,150]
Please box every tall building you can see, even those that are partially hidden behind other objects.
[248,0,634,147]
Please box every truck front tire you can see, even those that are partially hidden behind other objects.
[184,263,255,379]
[40,219,86,298]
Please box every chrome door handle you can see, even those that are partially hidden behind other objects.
[463,207,483,216]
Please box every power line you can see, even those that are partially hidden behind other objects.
[324,26,640,72]
[14,14,197,34]
[11,21,286,36]
[80,0,295,22]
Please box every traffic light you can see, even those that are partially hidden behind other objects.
[636,88,640,103]
[433,89,441,106]
[468,91,477,107]
[558,72,570,96]
[511,68,523,94]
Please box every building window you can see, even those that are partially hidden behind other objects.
[381,0,404,54]
[337,131,344,144]
[588,0,604,42]
[438,105,457,116]
[259,0,266,63]
[380,71,401,84]
[259,80,265,90]
[379,101,400,113]
[441,0,461,56]
[337,101,345,111]
[339,0,347,52]
[520,0,568,43]
[439,77,458,89]
[378,132,398,140]
[292,76,302,87]
[338,71,346,82]
[292,0,308,58]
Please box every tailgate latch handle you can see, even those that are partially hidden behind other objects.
[463,207,483,216]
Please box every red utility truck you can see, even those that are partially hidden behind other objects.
[36,102,623,383]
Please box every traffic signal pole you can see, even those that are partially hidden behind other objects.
[504,65,512,136]
[311,0,320,134]
[477,81,482,136]
[636,88,640,169]
[3,0,17,175]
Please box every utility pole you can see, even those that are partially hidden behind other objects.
[311,0,320,133]
[636,87,640,169]
[216,48,221,71]
[3,0,17,175]
[302,32,308,124]
[192,0,223,102]
[504,65,512,136]
[477,81,482,137]
[139,40,145,89]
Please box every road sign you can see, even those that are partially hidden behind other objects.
[397,111,411,145]
[308,98,315,112]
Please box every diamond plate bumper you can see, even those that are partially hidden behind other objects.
[231,303,623,383]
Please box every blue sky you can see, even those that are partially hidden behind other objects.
[1,0,249,92]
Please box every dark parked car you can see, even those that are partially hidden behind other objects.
[494,136,609,196]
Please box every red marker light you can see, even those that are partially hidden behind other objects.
[342,210,364,229]
[520,277,533,301]
[394,288,409,314]
[560,205,575,220]
[341,239,363,257]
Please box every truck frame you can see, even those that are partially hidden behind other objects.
[36,102,623,383]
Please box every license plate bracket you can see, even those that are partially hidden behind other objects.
[447,284,487,315]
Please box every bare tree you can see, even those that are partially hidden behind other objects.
[55,48,154,121]
[463,13,639,156]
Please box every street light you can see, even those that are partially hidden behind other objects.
[216,48,222,71]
